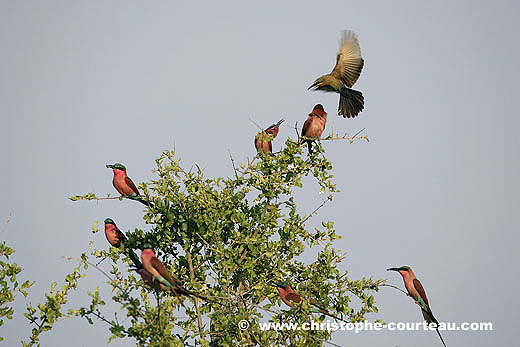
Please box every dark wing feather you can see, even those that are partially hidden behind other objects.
[330,30,364,88]
[125,177,140,195]
[413,279,429,306]
[115,228,127,243]
[285,292,301,303]
[150,256,182,287]
[301,117,312,137]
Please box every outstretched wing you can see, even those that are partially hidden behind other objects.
[330,30,364,88]
[125,177,140,195]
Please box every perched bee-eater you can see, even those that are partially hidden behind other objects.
[103,218,141,267]
[254,119,284,154]
[387,266,447,347]
[274,282,346,322]
[106,163,151,206]
[308,30,364,118]
[141,246,207,302]
[301,104,327,154]
[134,268,163,292]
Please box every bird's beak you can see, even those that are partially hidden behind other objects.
[308,82,318,90]
[386,267,399,272]
[277,119,285,126]
[106,164,114,169]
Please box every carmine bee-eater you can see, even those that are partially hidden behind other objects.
[274,282,347,322]
[134,267,163,292]
[140,246,207,302]
[387,266,447,347]
[103,218,141,267]
[301,104,328,154]
[308,30,364,118]
[106,163,151,206]
[254,119,284,154]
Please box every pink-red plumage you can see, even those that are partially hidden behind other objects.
[301,104,328,153]
[104,221,126,247]
[389,266,447,347]
[141,248,190,298]
[255,119,284,154]
[275,283,343,320]
[135,268,163,291]
[110,167,140,196]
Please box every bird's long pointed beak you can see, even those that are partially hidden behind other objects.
[106,164,114,169]
[386,267,399,272]
[277,119,285,126]
[308,82,318,90]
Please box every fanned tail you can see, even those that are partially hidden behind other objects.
[338,88,364,118]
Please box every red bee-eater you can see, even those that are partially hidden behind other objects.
[106,163,151,206]
[134,268,163,292]
[103,218,141,267]
[140,246,208,302]
[308,30,364,118]
[274,282,346,322]
[301,104,328,154]
[254,119,284,154]
[387,266,447,347]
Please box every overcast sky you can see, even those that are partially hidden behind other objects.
[1,1,518,346]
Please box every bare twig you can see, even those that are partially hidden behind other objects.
[186,251,205,340]
[380,283,412,297]
[1,211,14,235]
[229,151,239,180]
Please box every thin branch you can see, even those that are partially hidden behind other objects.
[1,211,14,235]
[380,283,412,297]
[186,251,205,340]
[229,151,239,180]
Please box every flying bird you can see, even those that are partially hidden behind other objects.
[274,282,347,322]
[387,266,447,347]
[300,104,328,154]
[106,163,151,206]
[308,30,364,118]
[254,119,284,154]
[103,218,141,267]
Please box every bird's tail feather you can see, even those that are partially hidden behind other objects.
[126,249,142,268]
[127,194,153,208]
[338,89,364,118]
[436,328,447,347]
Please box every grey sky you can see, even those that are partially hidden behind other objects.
[1,1,518,345]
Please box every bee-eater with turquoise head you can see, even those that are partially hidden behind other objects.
[254,119,284,154]
[106,163,151,206]
[308,30,364,118]
[387,266,447,347]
